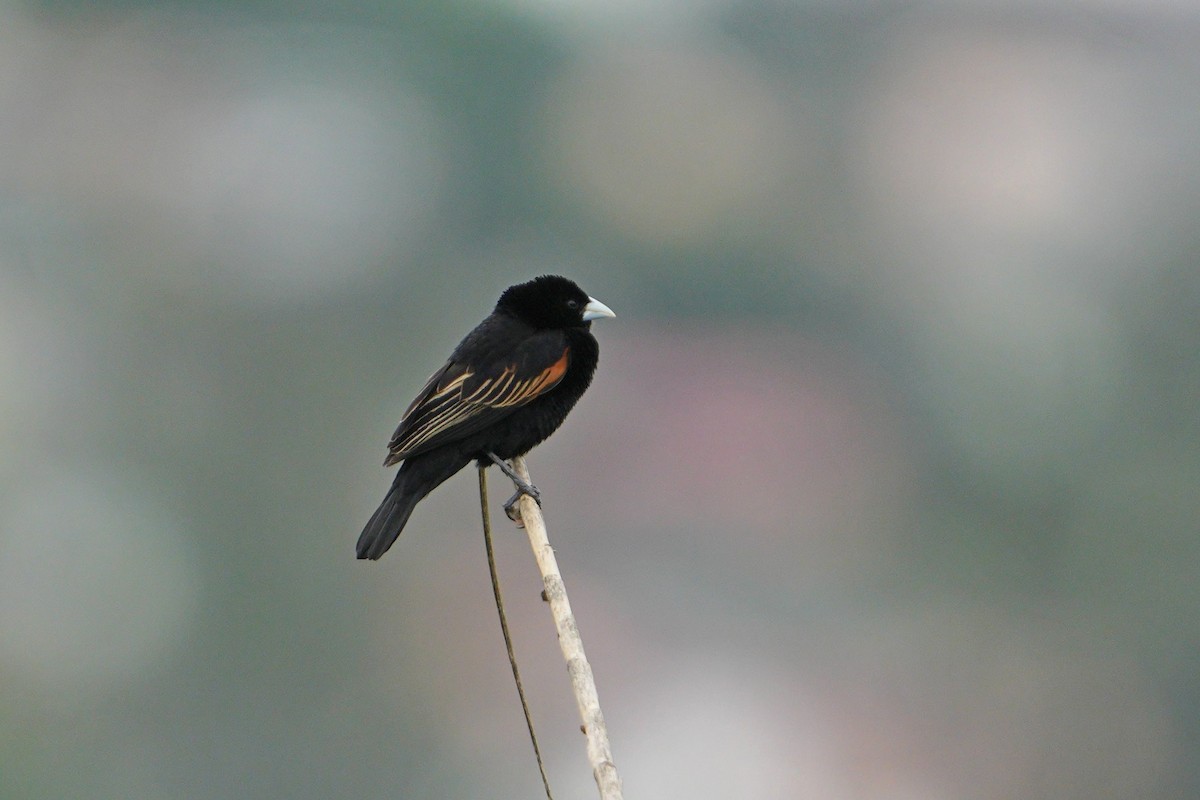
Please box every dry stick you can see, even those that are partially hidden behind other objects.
[477,467,554,800]
[509,456,624,800]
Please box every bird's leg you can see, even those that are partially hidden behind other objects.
[484,451,542,521]
[485,451,542,502]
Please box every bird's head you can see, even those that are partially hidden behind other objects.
[497,275,616,330]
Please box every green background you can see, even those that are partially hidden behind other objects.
[1,2,1197,797]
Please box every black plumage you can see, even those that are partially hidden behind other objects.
[357,275,615,560]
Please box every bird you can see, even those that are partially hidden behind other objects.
[356,275,616,560]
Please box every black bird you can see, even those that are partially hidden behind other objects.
[357,275,615,560]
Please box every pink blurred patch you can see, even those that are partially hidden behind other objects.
[573,325,916,576]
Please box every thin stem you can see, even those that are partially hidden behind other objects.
[508,456,623,800]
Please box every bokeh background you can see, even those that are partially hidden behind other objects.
[2,1,1198,798]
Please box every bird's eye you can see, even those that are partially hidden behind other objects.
[566,299,580,310]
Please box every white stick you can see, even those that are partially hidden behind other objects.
[510,456,624,800]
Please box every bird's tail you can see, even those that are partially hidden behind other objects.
[356,449,471,560]
[356,472,423,560]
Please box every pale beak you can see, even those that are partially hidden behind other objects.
[582,297,616,321]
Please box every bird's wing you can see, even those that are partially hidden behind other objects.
[383,334,571,465]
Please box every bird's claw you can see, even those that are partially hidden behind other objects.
[486,451,543,526]
[503,483,541,527]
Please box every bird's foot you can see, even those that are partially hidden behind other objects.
[486,452,542,526]
[503,484,542,526]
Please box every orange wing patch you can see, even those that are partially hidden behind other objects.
[530,346,570,395]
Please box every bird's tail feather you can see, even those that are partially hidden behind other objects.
[357,475,422,560]
[356,449,472,560]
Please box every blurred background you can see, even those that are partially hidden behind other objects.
[1,1,1198,798]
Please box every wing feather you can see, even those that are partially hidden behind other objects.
[383,342,571,465]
